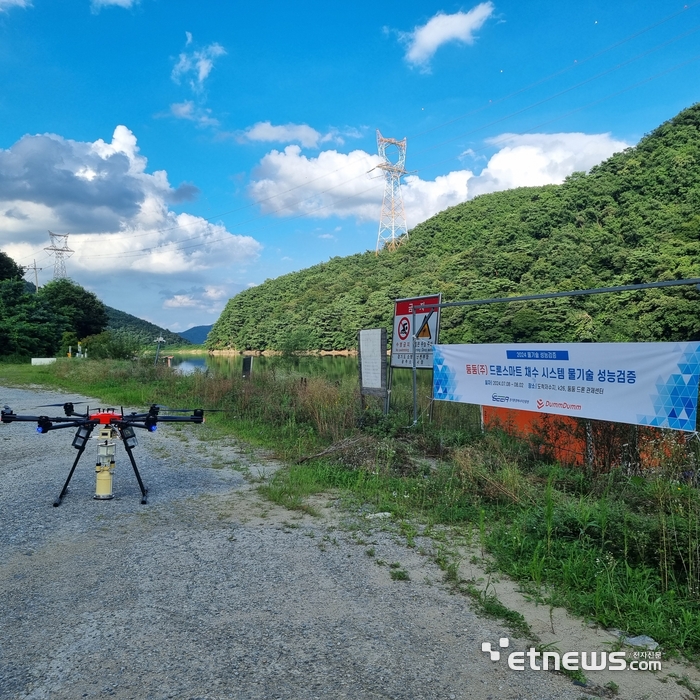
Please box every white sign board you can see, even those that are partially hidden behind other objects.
[433,342,700,432]
[391,294,441,369]
[358,329,387,396]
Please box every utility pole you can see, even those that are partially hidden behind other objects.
[23,260,42,292]
[154,336,165,366]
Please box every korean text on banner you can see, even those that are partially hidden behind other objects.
[433,342,700,432]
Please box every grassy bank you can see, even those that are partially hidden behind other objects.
[1,359,699,659]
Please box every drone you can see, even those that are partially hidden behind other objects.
[1,401,204,506]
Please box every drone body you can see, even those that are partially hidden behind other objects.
[1,402,204,505]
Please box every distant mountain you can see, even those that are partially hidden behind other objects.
[106,307,190,346]
[208,103,700,351]
[178,325,213,345]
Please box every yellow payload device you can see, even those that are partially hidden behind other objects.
[1,402,205,506]
[95,427,117,500]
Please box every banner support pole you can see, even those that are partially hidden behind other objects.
[412,306,418,425]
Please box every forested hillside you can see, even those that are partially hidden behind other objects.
[178,325,212,345]
[0,256,187,357]
[208,104,700,351]
[106,307,189,346]
[0,276,108,358]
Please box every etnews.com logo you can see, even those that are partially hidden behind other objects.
[481,638,661,672]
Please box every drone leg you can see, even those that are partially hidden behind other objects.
[54,445,86,507]
[119,431,148,504]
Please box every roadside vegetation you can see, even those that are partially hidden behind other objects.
[1,357,699,661]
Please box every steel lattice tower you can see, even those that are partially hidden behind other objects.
[375,130,408,254]
[44,231,74,279]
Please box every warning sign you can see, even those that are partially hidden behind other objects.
[416,318,431,339]
[397,317,411,340]
[391,294,441,369]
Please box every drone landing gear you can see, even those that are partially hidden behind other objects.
[120,432,149,505]
[52,429,149,506]
[53,443,88,507]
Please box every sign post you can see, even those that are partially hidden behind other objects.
[358,329,387,410]
[389,294,441,421]
[391,294,441,369]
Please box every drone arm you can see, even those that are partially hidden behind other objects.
[1,412,93,424]
[153,414,204,424]
[42,421,94,432]
[1,413,40,423]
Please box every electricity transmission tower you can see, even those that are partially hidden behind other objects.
[375,130,408,254]
[44,232,74,279]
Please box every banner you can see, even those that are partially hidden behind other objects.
[433,342,700,431]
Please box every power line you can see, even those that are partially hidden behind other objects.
[407,0,700,141]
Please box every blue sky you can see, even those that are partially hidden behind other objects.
[0,0,698,332]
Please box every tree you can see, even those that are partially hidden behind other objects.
[38,279,108,339]
[0,251,24,281]
[0,280,63,357]
[82,330,142,359]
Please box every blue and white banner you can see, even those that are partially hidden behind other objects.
[433,342,700,431]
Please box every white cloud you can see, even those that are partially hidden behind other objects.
[240,122,325,149]
[403,170,472,223]
[163,294,199,308]
[0,126,261,328]
[236,121,359,148]
[247,131,629,228]
[91,0,138,10]
[171,36,226,92]
[0,0,30,11]
[169,101,219,128]
[467,132,629,197]
[247,145,471,225]
[402,2,494,69]
[248,145,383,221]
[162,285,230,311]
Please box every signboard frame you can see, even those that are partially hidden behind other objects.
[390,294,442,370]
[358,328,387,398]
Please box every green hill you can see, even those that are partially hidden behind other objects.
[106,307,190,346]
[178,325,212,345]
[208,104,700,352]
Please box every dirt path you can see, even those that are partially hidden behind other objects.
[1,385,697,700]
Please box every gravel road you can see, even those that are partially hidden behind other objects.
[0,385,597,699]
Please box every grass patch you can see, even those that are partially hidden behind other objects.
[390,569,410,581]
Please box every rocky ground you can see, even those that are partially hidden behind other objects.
[1,385,697,700]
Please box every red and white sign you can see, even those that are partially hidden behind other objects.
[391,294,441,369]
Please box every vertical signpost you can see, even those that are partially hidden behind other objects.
[358,329,388,410]
[389,294,441,421]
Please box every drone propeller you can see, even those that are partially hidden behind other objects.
[155,406,227,413]
[35,401,87,408]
